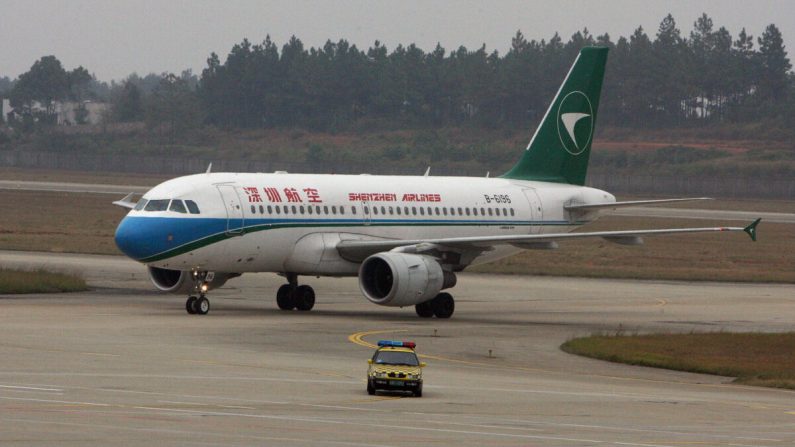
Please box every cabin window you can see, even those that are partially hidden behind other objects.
[324,206,329,214]
[435,207,440,216]
[379,206,385,215]
[134,199,148,211]
[472,208,478,216]
[396,207,401,215]
[351,206,357,215]
[284,205,290,214]
[144,199,170,212]
[404,206,409,215]
[465,208,471,216]
[510,208,515,216]
[250,205,256,214]
[363,206,368,214]
[442,207,448,216]
[480,207,486,216]
[457,207,463,215]
[412,207,417,215]
[299,206,305,214]
[267,205,273,214]
[388,206,394,215]
[316,206,321,214]
[275,206,281,214]
[169,200,188,214]
[292,205,297,214]
[307,206,313,214]
[331,206,337,214]
[488,208,493,216]
[373,206,379,215]
[339,206,345,215]
[258,205,264,214]
[419,207,424,216]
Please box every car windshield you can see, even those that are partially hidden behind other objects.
[373,351,419,366]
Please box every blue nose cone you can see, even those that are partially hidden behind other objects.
[115,216,151,261]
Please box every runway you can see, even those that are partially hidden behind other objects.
[2,179,793,223]
[2,250,794,446]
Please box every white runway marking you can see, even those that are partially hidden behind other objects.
[0,384,63,392]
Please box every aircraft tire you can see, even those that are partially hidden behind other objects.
[431,292,454,319]
[277,284,296,310]
[294,285,315,311]
[194,296,210,315]
[186,296,198,314]
[415,301,434,318]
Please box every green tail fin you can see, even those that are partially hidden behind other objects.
[743,218,761,242]
[501,47,609,185]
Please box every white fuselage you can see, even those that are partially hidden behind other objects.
[115,172,615,275]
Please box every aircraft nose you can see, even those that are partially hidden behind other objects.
[114,216,149,261]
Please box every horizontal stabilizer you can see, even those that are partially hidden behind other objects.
[112,193,137,209]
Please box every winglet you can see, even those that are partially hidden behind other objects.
[206,162,213,174]
[112,192,137,209]
[743,218,761,242]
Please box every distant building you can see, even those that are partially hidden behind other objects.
[2,100,109,125]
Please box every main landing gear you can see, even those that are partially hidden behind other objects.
[276,273,316,311]
[186,271,211,315]
[415,292,455,319]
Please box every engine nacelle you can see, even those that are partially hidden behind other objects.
[358,253,456,307]
[147,267,238,294]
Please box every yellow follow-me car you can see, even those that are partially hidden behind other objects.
[367,340,426,397]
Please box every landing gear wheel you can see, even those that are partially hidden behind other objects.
[186,296,198,314]
[367,381,375,395]
[194,296,210,315]
[277,284,296,310]
[294,285,315,311]
[415,301,434,318]
[431,292,454,319]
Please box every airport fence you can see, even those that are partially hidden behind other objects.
[1,150,793,199]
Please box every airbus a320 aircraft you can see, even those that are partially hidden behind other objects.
[113,47,759,318]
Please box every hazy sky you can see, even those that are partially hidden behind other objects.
[1,0,792,82]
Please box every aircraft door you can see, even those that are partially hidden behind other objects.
[361,200,371,226]
[522,188,543,234]
[216,184,245,235]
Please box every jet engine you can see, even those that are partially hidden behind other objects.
[147,267,239,293]
[358,253,456,307]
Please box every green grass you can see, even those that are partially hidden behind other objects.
[0,268,88,294]
[561,332,795,390]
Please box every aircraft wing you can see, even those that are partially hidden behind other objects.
[336,219,760,263]
[564,197,712,212]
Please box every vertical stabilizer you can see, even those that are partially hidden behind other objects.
[501,47,608,185]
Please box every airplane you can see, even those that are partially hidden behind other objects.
[113,47,760,318]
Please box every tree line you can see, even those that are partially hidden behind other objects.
[2,13,792,134]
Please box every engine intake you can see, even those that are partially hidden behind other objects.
[358,253,455,307]
[147,267,239,294]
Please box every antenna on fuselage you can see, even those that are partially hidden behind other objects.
[486,171,490,178]
[423,166,430,177]
[206,163,212,174]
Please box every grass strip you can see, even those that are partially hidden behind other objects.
[0,268,88,294]
[561,332,795,390]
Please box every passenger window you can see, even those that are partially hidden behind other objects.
[419,207,424,216]
[443,207,448,216]
[363,206,368,214]
[145,199,170,212]
[388,206,394,215]
[267,205,273,214]
[331,206,337,214]
[185,200,200,214]
[510,208,515,216]
[284,205,290,214]
[396,207,401,215]
[275,206,281,214]
[340,206,345,215]
[292,205,297,214]
[481,207,486,216]
[404,207,409,215]
[502,208,507,216]
[465,208,471,216]
[373,206,379,215]
[324,206,329,214]
[259,205,264,214]
[299,206,305,214]
[134,199,148,211]
[380,206,385,215]
[472,208,478,216]
[351,206,357,215]
[412,207,417,215]
[250,205,256,214]
[435,208,440,216]
[457,207,463,215]
[307,206,313,214]
[488,208,493,216]
[427,207,432,215]
[170,200,188,214]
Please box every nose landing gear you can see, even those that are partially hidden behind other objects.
[186,271,211,315]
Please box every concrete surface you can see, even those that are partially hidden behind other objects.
[1,250,794,446]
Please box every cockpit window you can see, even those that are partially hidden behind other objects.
[144,199,170,212]
[134,199,148,211]
[169,200,188,214]
[185,200,200,214]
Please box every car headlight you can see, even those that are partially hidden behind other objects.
[408,373,419,379]
[373,372,387,378]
